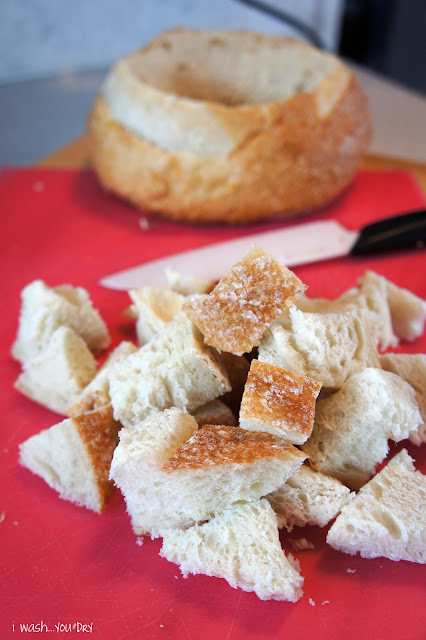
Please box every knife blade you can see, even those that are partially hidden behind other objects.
[100,209,426,290]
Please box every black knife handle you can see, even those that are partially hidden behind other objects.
[350,208,426,256]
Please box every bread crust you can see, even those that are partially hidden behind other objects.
[240,360,322,443]
[72,404,121,510]
[88,29,371,224]
[183,247,306,354]
[163,425,306,472]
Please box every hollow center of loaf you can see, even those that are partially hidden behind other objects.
[130,31,336,106]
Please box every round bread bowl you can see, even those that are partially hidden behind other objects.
[88,29,371,224]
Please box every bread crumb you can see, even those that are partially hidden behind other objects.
[136,536,144,546]
[322,600,330,605]
[138,217,150,230]
[0,512,5,523]
[33,180,45,192]
[309,598,316,606]
[347,568,356,573]
[289,537,315,551]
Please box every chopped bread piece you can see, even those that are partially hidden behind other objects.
[109,408,198,534]
[341,270,425,349]
[267,464,353,531]
[183,247,306,355]
[160,499,304,601]
[340,271,426,347]
[259,304,379,388]
[217,351,250,416]
[191,399,237,427]
[111,407,198,468]
[12,279,110,363]
[109,312,230,428]
[291,280,395,351]
[128,286,184,344]
[239,360,321,444]
[356,270,398,350]
[385,278,426,341]
[165,268,214,295]
[15,327,97,415]
[19,405,121,513]
[68,341,138,416]
[110,413,306,536]
[327,449,426,564]
[380,353,426,445]
[292,269,426,351]
[303,368,422,489]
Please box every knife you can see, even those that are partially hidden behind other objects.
[100,209,426,290]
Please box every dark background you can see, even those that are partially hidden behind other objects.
[338,0,426,93]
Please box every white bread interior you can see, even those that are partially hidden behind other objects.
[160,499,304,601]
[385,278,426,341]
[108,312,230,428]
[380,353,426,445]
[88,28,371,224]
[19,405,121,513]
[128,286,184,344]
[68,341,138,416]
[291,277,397,350]
[354,270,426,348]
[104,30,346,156]
[326,449,426,564]
[258,304,379,389]
[267,464,353,531]
[15,326,97,415]
[303,368,422,489]
[291,270,426,352]
[12,279,110,363]
[355,271,398,350]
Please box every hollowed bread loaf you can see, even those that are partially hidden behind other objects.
[88,28,371,223]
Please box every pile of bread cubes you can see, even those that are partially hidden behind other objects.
[13,246,426,602]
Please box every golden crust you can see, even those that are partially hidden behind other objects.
[72,404,121,510]
[162,424,306,472]
[67,389,111,417]
[183,247,306,354]
[88,31,371,224]
[240,360,322,441]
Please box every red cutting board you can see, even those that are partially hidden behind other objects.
[1,168,425,640]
